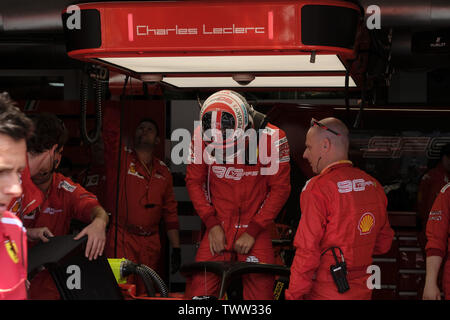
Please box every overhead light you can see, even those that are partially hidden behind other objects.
[48,82,64,87]
[98,55,347,74]
[163,76,356,88]
[232,74,255,85]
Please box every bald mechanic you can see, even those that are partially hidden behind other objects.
[286,117,394,300]
[9,113,109,300]
[105,119,180,296]
[0,93,33,300]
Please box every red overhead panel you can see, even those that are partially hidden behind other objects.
[62,0,362,88]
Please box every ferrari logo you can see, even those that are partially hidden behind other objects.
[127,162,144,179]
[4,240,19,264]
[10,199,21,214]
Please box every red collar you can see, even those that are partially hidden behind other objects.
[320,160,353,175]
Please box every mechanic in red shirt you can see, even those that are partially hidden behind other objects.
[9,113,109,300]
[105,118,180,296]
[417,144,450,230]
[423,182,450,300]
[0,93,33,300]
[184,90,291,300]
[285,117,394,300]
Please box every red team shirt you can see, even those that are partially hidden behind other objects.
[418,163,449,227]
[8,167,101,299]
[425,182,450,299]
[0,211,28,300]
[286,161,394,300]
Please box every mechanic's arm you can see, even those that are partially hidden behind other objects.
[74,205,109,260]
[27,227,54,242]
[422,188,449,299]
[423,256,443,300]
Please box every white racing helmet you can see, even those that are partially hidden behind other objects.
[200,90,254,150]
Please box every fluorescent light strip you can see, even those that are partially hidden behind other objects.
[48,82,64,87]
[99,54,346,73]
[162,76,356,88]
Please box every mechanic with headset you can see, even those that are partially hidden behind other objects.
[105,118,181,296]
[184,90,291,300]
[8,113,109,300]
[285,117,394,300]
[0,93,33,300]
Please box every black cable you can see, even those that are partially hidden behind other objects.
[80,68,103,145]
[321,246,345,263]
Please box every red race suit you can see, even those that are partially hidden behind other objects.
[0,212,28,300]
[9,171,100,300]
[184,123,291,300]
[105,148,179,295]
[286,161,394,300]
[425,182,450,300]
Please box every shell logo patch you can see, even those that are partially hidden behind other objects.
[358,212,375,235]
[4,240,19,264]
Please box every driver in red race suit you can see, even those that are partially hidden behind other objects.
[184,90,291,300]
[423,182,450,300]
[286,117,394,300]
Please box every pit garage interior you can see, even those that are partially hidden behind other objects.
[1,0,450,300]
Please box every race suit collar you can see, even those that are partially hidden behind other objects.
[320,160,353,175]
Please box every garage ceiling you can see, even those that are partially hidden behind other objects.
[0,0,450,103]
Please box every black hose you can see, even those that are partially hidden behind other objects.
[120,260,169,298]
[80,73,103,145]
[136,264,169,298]
[135,267,156,297]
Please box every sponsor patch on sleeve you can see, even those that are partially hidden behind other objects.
[429,210,442,221]
[58,180,77,192]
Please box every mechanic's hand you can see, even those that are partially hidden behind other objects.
[171,247,181,274]
[74,217,106,261]
[208,225,226,256]
[234,232,255,255]
[27,227,54,243]
[423,282,441,300]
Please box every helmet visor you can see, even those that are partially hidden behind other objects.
[202,111,236,142]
